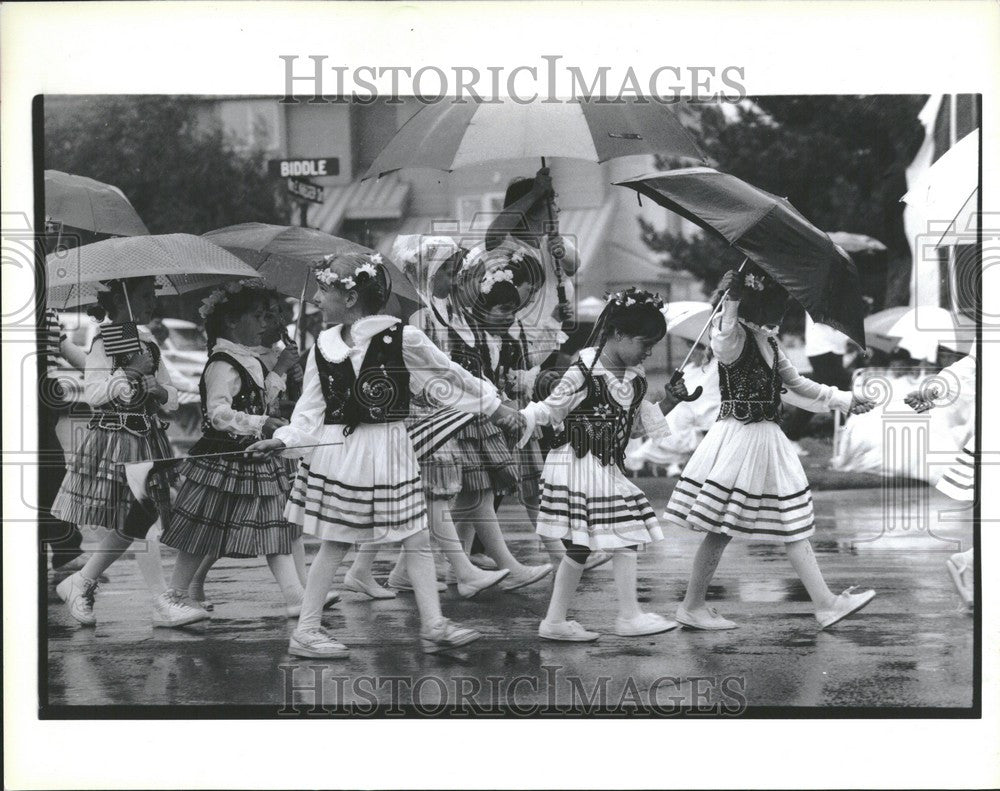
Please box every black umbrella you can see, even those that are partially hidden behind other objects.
[616,167,867,347]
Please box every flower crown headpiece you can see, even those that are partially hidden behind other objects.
[313,252,383,291]
[604,288,664,310]
[481,267,514,295]
[198,278,269,319]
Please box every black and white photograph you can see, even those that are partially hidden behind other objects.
[3,2,997,789]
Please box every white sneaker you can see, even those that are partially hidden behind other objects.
[152,590,210,628]
[615,612,679,637]
[675,604,737,630]
[55,572,98,626]
[539,619,600,642]
[456,568,510,599]
[420,618,482,653]
[289,627,350,659]
[816,586,875,629]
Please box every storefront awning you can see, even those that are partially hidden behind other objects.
[308,173,411,234]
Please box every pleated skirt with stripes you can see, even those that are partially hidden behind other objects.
[663,418,815,543]
[454,415,520,495]
[936,436,975,502]
[406,405,474,500]
[161,437,296,558]
[536,446,664,550]
[52,423,174,532]
[285,421,428,544]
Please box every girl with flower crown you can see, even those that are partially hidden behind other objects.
[247,251,521,657]
[54,276,182,628]
[507,288,688,641]
[664,265,878,632]
[157,280,329,624]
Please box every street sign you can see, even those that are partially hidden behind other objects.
[268,157,340,178]
[287,177,324,204]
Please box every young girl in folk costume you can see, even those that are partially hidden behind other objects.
[54,276,182,626]
[665,267,877,631]
[349,237,511,599]
[248,251,520,658]
[442,251,554,591]
[905,347,977,609]
[158,280,328,624]
[510,289,686,640]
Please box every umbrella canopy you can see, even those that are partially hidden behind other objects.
[44,170,149,237]
[826,232,887,255]
[363,97,704,180]
[46,233,259,309]
[661,301,714,343]
[202,222,420,306]
[902,129,979,241]
[615,167,868,347]
[863,306,912,353]
[887,306,972,362]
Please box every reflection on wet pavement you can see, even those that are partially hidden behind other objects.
[45,487,974,711]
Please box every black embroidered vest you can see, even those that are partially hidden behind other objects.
[717,332,784,423]
[98,336,163,416]
[447,324,525,397]
[553,360,647,471]
[315,322,411,434]
[199,352,267,440]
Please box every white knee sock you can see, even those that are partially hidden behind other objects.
[267,553,305,606]
[291,537,308,587]
[133,520,167,598]
[402,531,442,628]
[297,541,349,631]
[544,556,585,623]
[612,551,642,620]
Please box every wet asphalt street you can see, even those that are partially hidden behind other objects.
[44,485,975,712]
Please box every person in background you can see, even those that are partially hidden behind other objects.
[40,307,92,578]
[782,313,852,456]
[286,298,323,354]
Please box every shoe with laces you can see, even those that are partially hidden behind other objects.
[289,627,350,659]
[539,619,600,642]
[816,586,875,629]
[456,568,510,599]
[152,590,210,628]
[614,612,679,637]
[675,604,737,631]
[56,572,99,626]
[420,617,482,653]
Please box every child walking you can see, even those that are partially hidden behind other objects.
[511,289,685,640]
[158,280,329,623]
[248,251,521,657]
[53,277,187,626]
[664,267,877,631]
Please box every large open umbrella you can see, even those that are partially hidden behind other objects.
[44,170,149,237]
[902,129,979,243]
[616,167,868,347]
[867,306,973,362]
[202,222,421,320]
[661,301,714,343]
[827,232,887,255]
[363,97,704,180]
[47,233,259,309]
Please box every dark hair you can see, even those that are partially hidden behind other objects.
[87,277,151,322]
[584,289,666,371]
[478,279,520,312]
[508,249,543,296]
[204,288,266,349]
[503,176,534,209]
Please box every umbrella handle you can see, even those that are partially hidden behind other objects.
[674,257,750,372]
[670,368,703,402]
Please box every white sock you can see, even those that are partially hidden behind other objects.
[544,556,585,623]
[297,541,349,631]
[267,553,305,606]
[133,520,167,598]
[612,551,642,620]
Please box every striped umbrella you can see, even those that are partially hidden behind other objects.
[363,97,704,179]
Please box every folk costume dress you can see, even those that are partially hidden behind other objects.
[51,327,178,532]
[160,340,295,558]
[664,299,853,543]
[518,347,671,550]
[935,348,977,502]
[276,315,502,545]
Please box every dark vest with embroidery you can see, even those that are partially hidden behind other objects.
[89,336,168,435]
[717,332,784,423]
[553,360,647,471]
[198,352,267,444]
[315,322,410,435]
[447,323,525,396]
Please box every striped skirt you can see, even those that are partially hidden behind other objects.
[664,418,815,543]
[161,436,296,558]
[454,415,520,495]
[936,438,975,502]
[406,407,473,499]
[52,422,174,532]
[536,446,663,549]
[285,421,427,544]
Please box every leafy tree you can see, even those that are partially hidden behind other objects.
[643,96,928,309]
